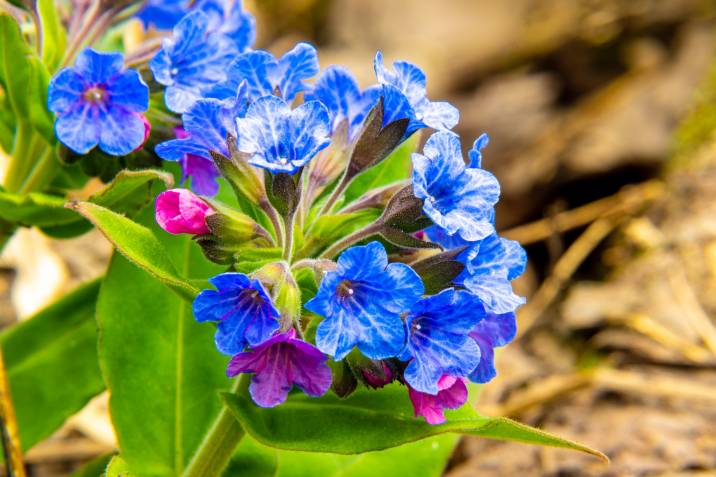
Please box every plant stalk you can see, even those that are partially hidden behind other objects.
[318,222,382,259]
[0,347,26,477]
[182,377,246,477]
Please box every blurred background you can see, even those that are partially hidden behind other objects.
[3,0,716,475]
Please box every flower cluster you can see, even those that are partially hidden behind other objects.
[47,2,526,425]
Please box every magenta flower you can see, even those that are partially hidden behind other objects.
[407,375,468,425]
[155,188,213,235]
[227,329,332,407]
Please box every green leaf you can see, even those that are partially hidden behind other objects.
[69,201,199,301]
[0,279,104,450]
[0,169,171,236]
[71,453,113,477]
[341,135,417,206]
[104,456,133,477]
[0,14,54,141]
[97,207,230,476]
[226,434,458,477]
[37,0,67,71]
[223,384,607,460]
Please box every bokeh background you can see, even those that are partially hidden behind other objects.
[3,0,716,475]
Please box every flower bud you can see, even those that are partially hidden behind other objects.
[252,262,302,328]
[155,188,212,235]
[348,351,396,389]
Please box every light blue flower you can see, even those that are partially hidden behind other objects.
[305,241,424,361]
[304,66,380,140]
[373,52,458,136]
[136,0,190,30]
[400,289,484,394]
[468,311,517,383]
[47,49,149,156]
[234,95,330,174]
[196,0,255,52]
[468,133,489,168]
[193,273,281,355]
[413,131,500,242]
[206,43,319,103]
[461,233,526,314]
[150,10,237,113]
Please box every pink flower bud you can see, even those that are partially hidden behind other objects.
[408,375,468,425]
[155,188,212,235]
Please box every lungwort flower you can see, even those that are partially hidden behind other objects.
[48,49,149,156]
[305,241,424,360]
[400,289,483,394]
[227,329,332,407]
[136,0,190,30]
[305,66,380,140]
[235,95,331,174]
[413,131,500,241]
[207,42,319,103]
[469,311,517,384]
[193,273,281,355]
[408,376,468,425]
[150,10,239,113]
[374,52,458,135]
[155,188,213,235]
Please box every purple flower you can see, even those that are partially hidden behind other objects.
[235,95,331,174]
[305,241,424,361]
[193,273,281,355]
[373,51,458,136]
[408,375,468,425]
[468,311,517,384]
[155,188,213,235]
[304,66,380,140]
[399,289,484,394]
[227,329,332,407]
[47,49,149,156]
[163,127,221,196]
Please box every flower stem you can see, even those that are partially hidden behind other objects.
[182,377,246,477]
[0,346,27,477]
[59,0,102,68]
[4,123,35,193]
[282,211,295,262]
[317,173,349,218]
[318,222,382,259]
[18,146,56,194]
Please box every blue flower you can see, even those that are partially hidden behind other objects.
[468,311,517,383]
[150,10,237,113]
[374,52,458,135]
[304,66,380,140]
[47,49,149,156]
[399,289,484,394]
[136,0,190,30]
[413,131,500,242]
[235,95,330,174]
[193,273,281,355]
[305,241,424,361]
[156,81,246,161]
[206,43,319,103]
[195,0,255,52]
[461,233,526,314]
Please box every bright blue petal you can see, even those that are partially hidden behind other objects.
[97,106,146,156]
[417,100,459,131]
[106,70,149,112]
[463,274,525,314]
[236,95,329,174]
[272,42,319,102]
[468,133,489,168]
[136,0,189,29]
[196,0,255,52]
[468,312,516,383]
[306,241,423,360]
[47,69,85,113]
[193,273,281,355]
[402,289,484,394]
[150,10,236,113]
[74,49,123,84]
[54,104,100,154]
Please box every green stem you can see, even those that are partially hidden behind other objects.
[182,377,246,477]
[19,146,56,194]
[282,211,296,262]
[4,122,34,193]
[318,221,382,259]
